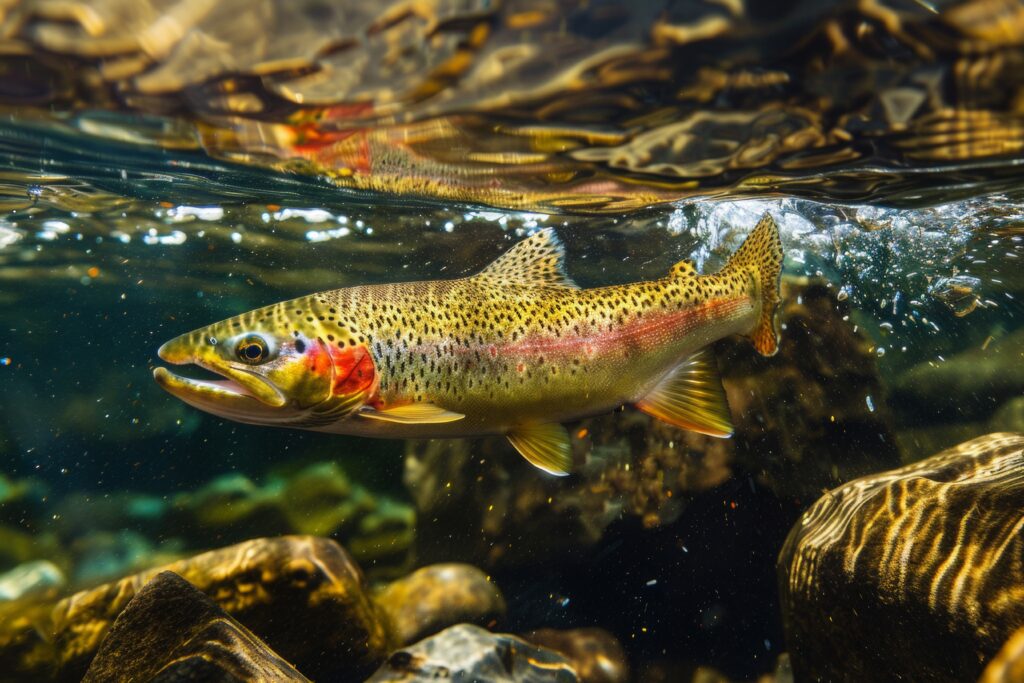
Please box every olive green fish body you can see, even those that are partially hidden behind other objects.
[155,215,783,474]
[302,276,756,437]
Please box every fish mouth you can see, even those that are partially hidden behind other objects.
[154,346,287,411]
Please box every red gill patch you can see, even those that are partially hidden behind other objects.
[324,342,376,397]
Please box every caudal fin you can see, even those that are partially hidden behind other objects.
[723,213,783,356]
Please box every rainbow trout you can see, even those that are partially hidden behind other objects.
[155,215,782,475]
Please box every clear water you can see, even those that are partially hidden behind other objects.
[1,2,1024,681]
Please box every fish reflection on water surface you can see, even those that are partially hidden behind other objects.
[155,215,782,475]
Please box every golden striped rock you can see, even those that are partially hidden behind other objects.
[779,433,1024,683]
[52,536,394,682]
[81,571,309,682]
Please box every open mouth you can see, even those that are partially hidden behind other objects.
[154,347,286,408]
[153,366,256,398]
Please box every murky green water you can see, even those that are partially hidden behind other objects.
[1,1,1024,682]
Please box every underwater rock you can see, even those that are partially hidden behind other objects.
[891,329,1024,424]
[0,560,64,601]
[524,628,628,683]
[716,277,902,499]
[405,437,594,569]
[0,597,58,682]
[276,461,369,537]
[0,525,65,576]
[980,625,1024,683]
[167,472,293,546]
[778,433,1024,683]
[991,396,1024,434]
[68,529,177,585]
[347,497,417,577]
[366,624,578,683]
[375,563,506,646]
[690,668,733,683]
[81,571,309,682]
[52,491,168,540]
[166,462,414,577]
[52,536,393,682]
[405,411,734,569]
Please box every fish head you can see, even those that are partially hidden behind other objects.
[154,307,376,427]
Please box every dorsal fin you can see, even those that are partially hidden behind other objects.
[670,259,698,279]
[474,228,579,289]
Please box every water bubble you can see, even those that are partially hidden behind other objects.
[928,275,982,317]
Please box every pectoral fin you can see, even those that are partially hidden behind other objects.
[635,348,734,437]
[507,423,572,476]
[359,403,466,424]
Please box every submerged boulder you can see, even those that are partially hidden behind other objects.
[779,433,1024,682]
[81,571,309,682]
[980,625,1024,683]
[0,597,58,682]
[166,462,414,578]
[716,277,902,499]
[52,536,394,682]
[892,329,1024,425]
[375,563,506,646]
[0,560,64,601]
[524,628,629,683]
[366,624,578,683]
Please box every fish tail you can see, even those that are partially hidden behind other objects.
[723,213,783,356]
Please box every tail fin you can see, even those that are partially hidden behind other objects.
[723,213,783,356]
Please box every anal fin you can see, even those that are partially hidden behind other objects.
[358,402,465,424]
[635,348,734,437]
[507,423,572,476]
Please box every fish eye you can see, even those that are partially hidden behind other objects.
[236,335,269,364]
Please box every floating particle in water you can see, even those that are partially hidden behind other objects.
[928,274,983,317]
[0,357,10,366]
[865,395,875,412]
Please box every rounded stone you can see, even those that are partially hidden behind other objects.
[524,628,629,683]
[52,536,394,682]
[375,563,506,645]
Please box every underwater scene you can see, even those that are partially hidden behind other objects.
[1,1,1023,682]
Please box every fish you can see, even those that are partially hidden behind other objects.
[154,214,783,476]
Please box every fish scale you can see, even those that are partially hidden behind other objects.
[155,214,783,475]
